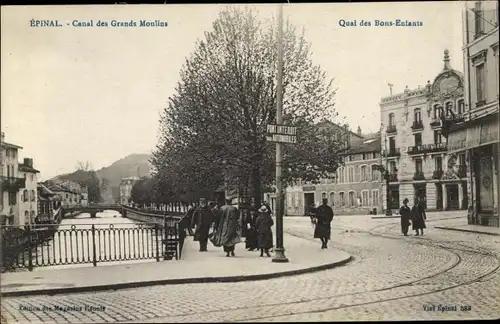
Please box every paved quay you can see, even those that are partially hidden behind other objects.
[0,231,351,297]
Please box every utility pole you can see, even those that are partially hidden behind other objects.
[272,2,288,263]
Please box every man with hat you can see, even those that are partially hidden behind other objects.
[209,197,241,257]
[192,198,214,252]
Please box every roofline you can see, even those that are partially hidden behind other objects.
[1,142,23,149]
[19,164,40,173]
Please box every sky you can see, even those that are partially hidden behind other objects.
[1,2,466,181]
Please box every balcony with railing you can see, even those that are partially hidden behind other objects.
[430,113,466,128]
[1,176,26,192]
[413,172,425,181]
[407,143,447,155]
[411,120,424,131]
[432,170,444,179]
[386,125,397,134]
[382,148,401,158]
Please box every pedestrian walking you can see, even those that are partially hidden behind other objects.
[193,198,214,252]
[209,197,241,257]
[313,198,334,249]
[399,198,411,236]
[255,205,274,257]
[244,202,258,251]
[411,197,427,236]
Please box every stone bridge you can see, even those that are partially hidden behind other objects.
[61,204,123,219]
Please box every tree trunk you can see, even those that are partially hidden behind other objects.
[251,163,262,208]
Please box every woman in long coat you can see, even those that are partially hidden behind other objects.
[244,206,258,251]
[399,198,411,236]
[255,205,274,257]
[411,197,427,236]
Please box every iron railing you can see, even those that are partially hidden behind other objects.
[1,176,26,192]
[0,221,182,272]
[386,125,397,134]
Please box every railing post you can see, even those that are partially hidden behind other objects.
[91,224,97,267]
[27,225,33,271]
[155,225,160,262]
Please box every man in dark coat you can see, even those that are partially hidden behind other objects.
[411,197,427,236]
[255,205,274,257]
[399,198,411,236]
[193,198,214,252]
[210,197,241,257]
[314,198,334,249]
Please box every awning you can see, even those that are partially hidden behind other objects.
[448,118,499,154]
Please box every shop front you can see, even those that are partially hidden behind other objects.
[447,113,499,227]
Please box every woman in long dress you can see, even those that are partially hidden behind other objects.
[255,205,274,257]
[411,197,427,236]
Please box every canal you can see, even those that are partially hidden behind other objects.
[29,210,162,271]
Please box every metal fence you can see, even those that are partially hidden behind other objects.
[0,220,182,272]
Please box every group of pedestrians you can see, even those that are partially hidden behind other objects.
[399,197,427,236]
[189,198,275,257]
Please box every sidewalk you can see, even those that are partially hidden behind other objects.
[435,224,500,236]
[0,232,351,297]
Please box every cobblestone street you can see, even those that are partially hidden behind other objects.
[2,213,499,322]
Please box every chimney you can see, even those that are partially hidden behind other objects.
[357,126,362,135]
[24,158,33,168]
[1,132,4,143]
[443,49,451,70]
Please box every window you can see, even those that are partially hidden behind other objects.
[476,63,486,103]
[360,165,367,181]
[389,161,397,173]
[457,99,465,114]
[433,105,442,119]
[389,137,396,152]
[445,101,453,117]
[362,190,369,206]
[30,211,36,223]
[414,133,422,147]
[372,190,379,206]
[415,159,423,174]
[348,167,354,183]
[339,192,345,206]
[23,189,28,202]
[321,192,327,200]
[388,113,395,126]
[31,174,34,182]
[372,165,380,181]
[414,108,422,122]
[459,153,466,166]
[355,166,361,182]
[9,192,16,205]
[474,1,484,37]
[373,152,377,159]
[24,211,29,224]
[66,194,68,199]
[338,167,345,183]
[435,156,443,171]
[31,190,35,201]
[434,130,442,144]
[329,192,335,206]
[348,191,356,207]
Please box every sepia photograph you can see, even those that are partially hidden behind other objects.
[1,1,499,322]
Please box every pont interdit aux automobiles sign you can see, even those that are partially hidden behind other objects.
[266,124,297,144]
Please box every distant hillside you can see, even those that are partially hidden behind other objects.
[96,154,152,202]
[51,154,152,203]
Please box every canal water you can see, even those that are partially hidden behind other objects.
[30,210,161,271]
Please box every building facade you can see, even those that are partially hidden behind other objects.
[447,1,499,227]
[380,51,468,212]
[119,176,140,205]
[280,122,383,216]
[18,158,40,226]
[0,133,25,226]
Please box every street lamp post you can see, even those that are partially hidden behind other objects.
[272,2,288,263]
[384,135,392,216]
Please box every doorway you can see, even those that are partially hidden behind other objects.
[446,184,460,210]
[304,192,315,216]
[436,183,443,210]
[475,146,494,213]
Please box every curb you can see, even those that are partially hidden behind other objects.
[434,226,500,236]
[1,255,353,298]
[371,216,400,219]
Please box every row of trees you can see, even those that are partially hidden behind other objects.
[141,7,349,207]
